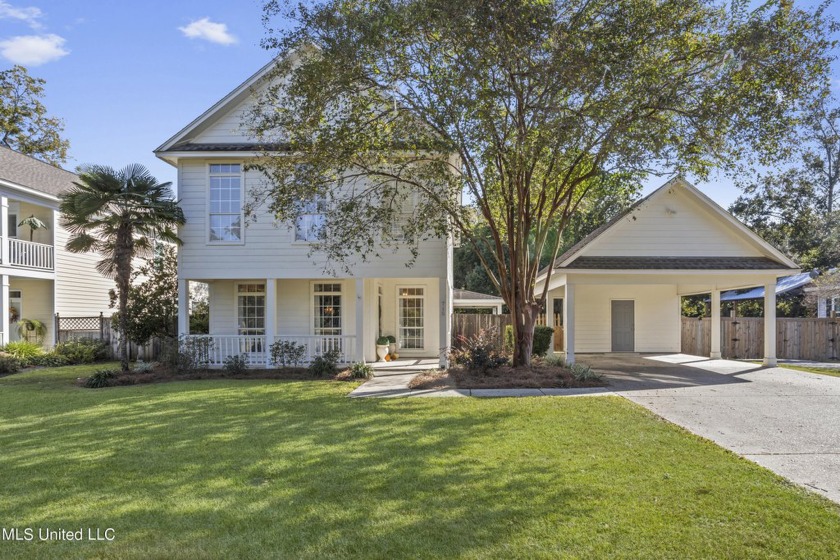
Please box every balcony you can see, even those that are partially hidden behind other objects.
[2,238,55,271]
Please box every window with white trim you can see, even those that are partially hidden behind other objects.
[209,164,242,242]
[313,283,342,335]
[828,296,840,317]
[237,283,265,335]
[295,196,326,242]
[398,287,424,350]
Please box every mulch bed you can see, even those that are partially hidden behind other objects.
[77,365,359,388]
[409,364,608,390]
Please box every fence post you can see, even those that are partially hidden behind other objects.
[54,313,59,344]
[99,312,104,341]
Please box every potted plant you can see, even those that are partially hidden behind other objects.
[386,335,397,355]
[17,318,46,344]
[375,336,390,362]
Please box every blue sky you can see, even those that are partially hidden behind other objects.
[1,0,837,208]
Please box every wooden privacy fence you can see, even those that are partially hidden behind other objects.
[681,317,840,361]
[452,313,564,351]
[55,313,163,361]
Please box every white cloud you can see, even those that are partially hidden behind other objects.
[0,1,43,29]
[178,17,237,46]
[0,34,68,66]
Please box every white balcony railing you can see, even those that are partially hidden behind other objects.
[7,238,54,270]
[182,334,356,368]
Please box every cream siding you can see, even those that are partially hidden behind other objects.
[192,98,256,144]
[54,222,114,316]
[9,277,54,345]
[584,187,762,258]
[178,159,448,281]
[572,284,681,353]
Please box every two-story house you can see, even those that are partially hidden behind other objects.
[155,60,453,367]
[0,147,114,346]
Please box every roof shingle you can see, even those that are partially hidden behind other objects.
[0,146,77,198]
[562,256,794,270]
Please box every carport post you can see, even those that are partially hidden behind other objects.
[710,289,721,359]
[763,281,777,367]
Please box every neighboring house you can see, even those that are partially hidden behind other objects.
[155,59,452,367]
[453,289,504,314]
[719,271,817,316]
[535,177,799,366]
[0,147,114,346]
[804,270,840,318]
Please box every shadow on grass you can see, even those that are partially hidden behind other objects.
[0,370,592,558]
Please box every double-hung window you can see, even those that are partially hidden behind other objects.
[209,164,242,242]
[295,196,326,242]
[313,283,342,335]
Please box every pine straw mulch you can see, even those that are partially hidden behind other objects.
[409,364,608,390]
[77,365,359,388]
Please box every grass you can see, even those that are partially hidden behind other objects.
[748,361,840,378]
[1,365,840,559]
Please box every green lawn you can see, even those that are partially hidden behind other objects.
[1,365,839,559]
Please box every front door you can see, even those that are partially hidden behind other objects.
[611,300,634,352]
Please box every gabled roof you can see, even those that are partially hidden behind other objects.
[154,56,281,155]
[551,177,798,272]
[0,146,76,199]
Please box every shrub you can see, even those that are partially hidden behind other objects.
[223,354,248,375]
[533,326,554,357]
[504,325,554,357]
[0,353,22,374]
[270,340,306,367]
[376,336,390,346]
[570,363,602,382]
[543,353,565,368]
[84,369,118,389]
[132,360,154,373]
[309,349,341,377]
[54,339,110,364]
[348,362,374,379]
[29,353,70,367]
[161,336,213,374]
[451,327,507,372]
[3,340,43,365]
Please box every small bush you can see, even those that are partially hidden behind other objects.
[3,341,44,365]
[533,326,554,357]
[161,336,213,373]
[570,363,602,382]
[54,339,109,364]
[451,327,508,372]
[348,362,374,379]
[0,353,22,374]
[270,340,306,367]
[504,325,554,357]
[310,349,341,377]
[29,353,70,367]
[223,354,248,375]
[543,353,566,368]
[84,369,118,389]
[132,360,154,373]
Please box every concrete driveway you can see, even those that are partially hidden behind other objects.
[586,353,840,504]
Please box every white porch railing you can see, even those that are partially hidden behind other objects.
[7,238,54,270]
[182,334,356,368]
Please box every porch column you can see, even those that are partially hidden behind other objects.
[265,278,277,367]
[545,296,555,354]
[0,274,8,346]
[563,284,575,365]
[177,278,189,337]
[0,197,8,265]
[763,280,777,367]
[355,279,365,363]
[710,289,721,359]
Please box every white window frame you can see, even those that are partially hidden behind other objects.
[311,282,343,336]
[207,163,244,245]
[235,283,265,336]
[396,285,425,352]
[294,195,326,243]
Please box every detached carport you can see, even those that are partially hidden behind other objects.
[536,178,799,366]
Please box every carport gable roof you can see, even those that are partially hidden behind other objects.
[551,177,798,273]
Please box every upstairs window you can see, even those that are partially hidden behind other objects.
[295,196,326,242]
[209,164,242,242]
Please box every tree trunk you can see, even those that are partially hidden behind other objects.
[116,227,133,373]
[510,295,540,367]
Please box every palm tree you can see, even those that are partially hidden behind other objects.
[59,164,185,372]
